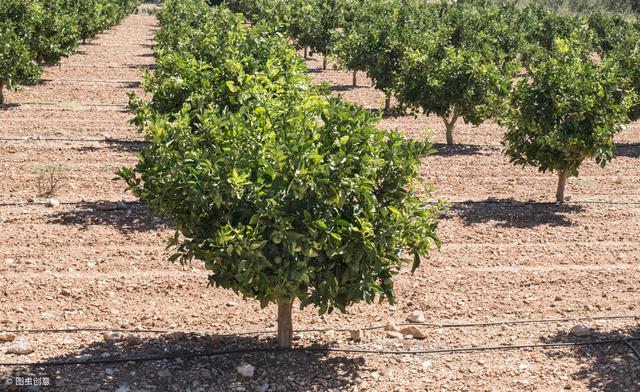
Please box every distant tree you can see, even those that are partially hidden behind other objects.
[0,23,41,105]
[501,38,634,202]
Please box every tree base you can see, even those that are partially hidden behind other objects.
[277,300,293,349]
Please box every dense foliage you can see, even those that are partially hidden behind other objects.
[0,0,140,104]
[501,38,634,202]
[121,0,441,348]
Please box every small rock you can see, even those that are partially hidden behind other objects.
[125,334,143,346]
[164,331,188,342]
[254,383,269,392]
[0,332,16,342]
[226,301,238,307]
[386,331,403,339]
[102,332,124,343]
[76,353,92,362]
[6,340,35,355]
[384,321,400,332]
[4,258,14,265]
[421,360,432,369]
[115,384,130,392]
[400,326,428,339]
[60,288,72,296]
[350,329,363,342]
[236,363,254,378]
[105,368,114,375]
[407,310,425,323]
[564,195,572,202]
[157,369,171,378]
[570,324,591,337]
[554,296,562,301]
[519,363,530,370]
[46,198,60,207]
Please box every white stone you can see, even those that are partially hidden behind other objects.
[6,340,35,355]
[46,198,60,207]
[421,360,432,369]
[103,332,124,343]
[236,363,255,378]
[407,310,426,323]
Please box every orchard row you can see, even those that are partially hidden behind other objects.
[228,0,640,202]
[0,0,142,104]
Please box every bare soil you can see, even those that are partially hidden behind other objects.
[1,12,639,392]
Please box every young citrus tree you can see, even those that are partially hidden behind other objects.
[609,29,640,121]
[0,23,41,105]
[122,0,441,349]
[393,1,512,145]
[501,38,634,202]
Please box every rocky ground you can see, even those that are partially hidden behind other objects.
[1,7,639,392]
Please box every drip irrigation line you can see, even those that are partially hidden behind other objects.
[0,328,168,334]
[624,339,640,360]
[0,136,147,144]
[2,198,640,208]
[2,337,639,367]
[440,199,640,206]
[2,315,636,336]
[0,201,142,207]
[41,79,141,84]
[18,102,127,108]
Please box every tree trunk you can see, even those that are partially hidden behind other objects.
[0,81,4,105]
[304,47,308,59]
[352,70,357,87]
[277,299,293,349]
[556,169,569,203]
[322,53,327,70]
[443,115,459,145]
[384,92,391,112]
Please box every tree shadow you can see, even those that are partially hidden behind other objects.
[431,143,500,157]
[614,143,640,158]
[541,326,640,392]
[47,201,170,234]
[127,64,155,70]
[453,198,585,228]
[70,140,148,154]
[1,333,366,391]
[0,103,21,110]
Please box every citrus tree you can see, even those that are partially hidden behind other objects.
[501,38,634,202]
[122,0,441,349]
[586,11,635,56]
[287,0,340,69]
[0,23,41,105]
[393,0,513,144]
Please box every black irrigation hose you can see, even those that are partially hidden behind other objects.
[0,137,147,144]
[18,102,127,108]
[624,339,640,360]
[2,315,637,336]
[2,338,640,367]
[3,199,640,208]
[0,201,143,207]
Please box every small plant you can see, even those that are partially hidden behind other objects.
[34,164,67,198]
